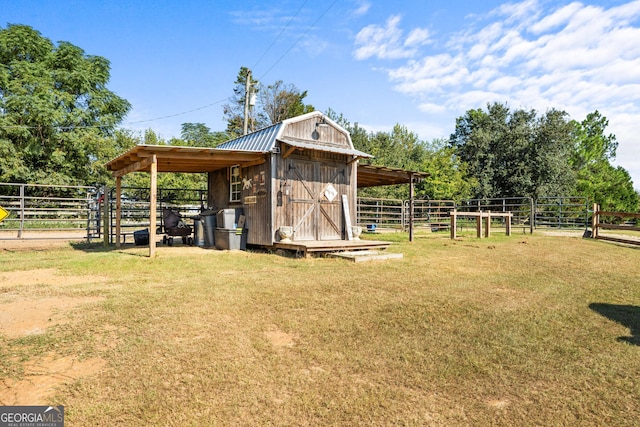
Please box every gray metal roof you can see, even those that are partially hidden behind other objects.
[216,122,283,152]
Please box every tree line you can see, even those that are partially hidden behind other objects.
[1,24,638,211]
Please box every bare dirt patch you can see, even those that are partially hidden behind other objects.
[265,326,297,348]
[0,268,108,288]
[0,354,106,405]
[0,268,108,405]
[0,296,104,338]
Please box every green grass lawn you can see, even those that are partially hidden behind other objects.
[1,232,639,426]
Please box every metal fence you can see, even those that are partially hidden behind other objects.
[357,196,589,233]
[0,183,100,240]
[0,182,592,242]
[534,197,590,229]
[356,198,457,231]
[106,186,207,244]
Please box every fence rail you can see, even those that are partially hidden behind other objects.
[591,204,640,246]
[0,183,100,240]
[0,182,598,243]
[106,187,207,243]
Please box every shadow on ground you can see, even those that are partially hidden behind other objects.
[589,303,640,346]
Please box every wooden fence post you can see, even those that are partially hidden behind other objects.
[103,185,109,248]
[450,210,457,240]
[485,210,491,238]
[592,203,599,239]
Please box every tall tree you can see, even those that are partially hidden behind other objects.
[419,139,476,201]
[0,24,131,185]
[179,123,227,147]
[257,80,314,125]
[450,103,575,199]
[570,111,637,211]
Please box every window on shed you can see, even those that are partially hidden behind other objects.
[230,165,241,202]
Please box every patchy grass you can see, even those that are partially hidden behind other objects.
[1,233,639,426]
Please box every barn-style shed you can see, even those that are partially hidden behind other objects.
[212,111,370,247]
[106,111,427,256]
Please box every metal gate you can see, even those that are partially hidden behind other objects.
[0,183,100,241]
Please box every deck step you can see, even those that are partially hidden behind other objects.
[328,250,403,262]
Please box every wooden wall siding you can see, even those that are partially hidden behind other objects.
[207,170,230,210]
[282,120,350,149]
[208,161,273,246]
[239,161,272,246]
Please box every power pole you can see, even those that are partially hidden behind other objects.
[243,69,252,135]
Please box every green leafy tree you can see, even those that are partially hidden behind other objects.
[0,24,131,186]
[178,123,227,147]
[418,139,476,201]
[122,130,207,193]
[257,80,314,125]
[450,103,575,199]
[224,67,317,137]
[570,111,638,211]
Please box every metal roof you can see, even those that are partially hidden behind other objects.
[216,122,283,152]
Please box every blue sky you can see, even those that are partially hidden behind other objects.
[3,0,640,188]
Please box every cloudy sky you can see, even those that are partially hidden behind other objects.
[3,0,640,188]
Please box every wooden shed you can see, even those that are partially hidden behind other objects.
[106,111,428,256]
[211,111,371,247]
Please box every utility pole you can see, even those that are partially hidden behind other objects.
[243,69,252,135]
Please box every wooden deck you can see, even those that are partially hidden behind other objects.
[273,239,392,257]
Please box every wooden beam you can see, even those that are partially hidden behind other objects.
[239,158,266,168]
[112,156,155,178]
[281,144,297,159]
[149,155,157,258]
[115,176,122,249]
[409,174,415,242]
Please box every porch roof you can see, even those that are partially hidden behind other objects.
[105,145,429,188]
[105,144,265,177]
[356,164,430,188]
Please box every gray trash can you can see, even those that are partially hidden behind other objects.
[200,210,217,247]
[193,216,205,247]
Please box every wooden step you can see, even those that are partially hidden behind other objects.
[328,250,403,262]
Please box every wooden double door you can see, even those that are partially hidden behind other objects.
[286,159,349,241]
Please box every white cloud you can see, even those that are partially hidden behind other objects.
[353,0,640,184]
[405,28,430,47]
[353,15,430,60]
[353,1,371,16]
[418,103,447,114]
[530,2,583,34]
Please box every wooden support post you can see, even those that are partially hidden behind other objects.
[530,198,535,234]
[103,185,109,248]
[149,155,157,257]
[506,213,512,236]
[409,175,415,242]
[484,210,491,238]
[476,210,483,238]
[115,176,122,249]
[450,210,457,240]
[592,203,599,239]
